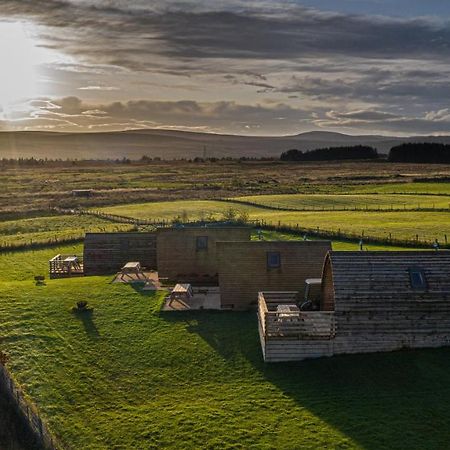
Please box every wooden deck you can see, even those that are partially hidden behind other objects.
[49,254,84,279]
[258,291,336,362]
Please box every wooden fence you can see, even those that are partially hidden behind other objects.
[2,205,447,254]
[219,197,450,213]
[0,363,59,449]
[57,208,170,227]
[63,207,450,249]
[255,220,449,249]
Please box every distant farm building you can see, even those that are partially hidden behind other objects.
[71,189,94,197]
[217,241,331,310]
[156,226,251,284]
[258,251,450,362]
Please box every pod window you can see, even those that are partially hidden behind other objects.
[196,236,208,251]
[267,252,281,269]
[409,267,427,290]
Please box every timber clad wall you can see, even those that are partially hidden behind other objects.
[84,232,157,275]
[262,251,450,362]
[218,241,332,310]
[156,227,251,284]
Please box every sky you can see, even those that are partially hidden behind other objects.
[1,0,450,136]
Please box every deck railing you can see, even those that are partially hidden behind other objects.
[49,254,84,277]
[258,292,336,340]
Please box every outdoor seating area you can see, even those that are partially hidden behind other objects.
[112,264,162,288]
[162,285,221,311]
[49,254,84,279]
[120,262,145,279]
[258,291,336,339]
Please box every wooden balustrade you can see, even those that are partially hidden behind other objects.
[258,292,336,340]
[49,254,84,278]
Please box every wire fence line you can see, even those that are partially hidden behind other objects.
[1,206,448,252]
[219,198,450,213]
[253,220,449,249]
[0,362,60,449]
[68,208,449,249]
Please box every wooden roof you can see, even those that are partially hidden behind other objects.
[325,251,450,303]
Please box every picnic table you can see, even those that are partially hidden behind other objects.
[120,262,145,280]
[63,256,81,270]
[168,283,193,308]
[277,304,300,321]
[121,262,141,274]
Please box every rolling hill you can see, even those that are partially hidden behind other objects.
[1,129,450,160]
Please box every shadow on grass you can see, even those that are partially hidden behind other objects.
[127,282,165,297]
[73,310,100,340]
[0,384,42,450]
[161,309,450,450]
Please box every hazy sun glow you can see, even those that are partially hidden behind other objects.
[0,21,53,115]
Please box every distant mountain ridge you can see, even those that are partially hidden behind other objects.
[1,129,450,160]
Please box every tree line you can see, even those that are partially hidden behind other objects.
[281,143,450,163]
[388,143,450,164]
[280,145,379,161]
[2,142,450,166]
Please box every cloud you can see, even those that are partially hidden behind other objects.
[78,86,120,91]
[4,1,450,67]
[315,108,450,134]
[4,96,312,134]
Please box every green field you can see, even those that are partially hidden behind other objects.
[99,200,450,243]
[0,215,133,248]
[257,230,414,251]
[1,246,450,449]
[3,160,450,214]
[341,182,450,195]
[1,174,450,448]
[234,193,450,210]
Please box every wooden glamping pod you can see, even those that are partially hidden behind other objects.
[258,251,450,363]
[218,240,331,310]
[157,226,251,285]
[84,232,157,275]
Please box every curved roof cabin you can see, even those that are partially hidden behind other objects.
[259,251,450,362]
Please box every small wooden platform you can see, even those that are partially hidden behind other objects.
[49,254,84,279]
[258,291,336,362]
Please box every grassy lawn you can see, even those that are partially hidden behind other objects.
[99,200,450,243]
[99,200,243,222]
[259,210,449,243]
[0,215,133,247]
[0,244,83,282]
[1,269,450,449]
[234,193,450,210]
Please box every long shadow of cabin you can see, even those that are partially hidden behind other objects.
[163,308,450,450]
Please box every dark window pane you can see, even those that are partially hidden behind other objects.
[196,236,208,250]
[267,252,281,269]
[409,267,427,289]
